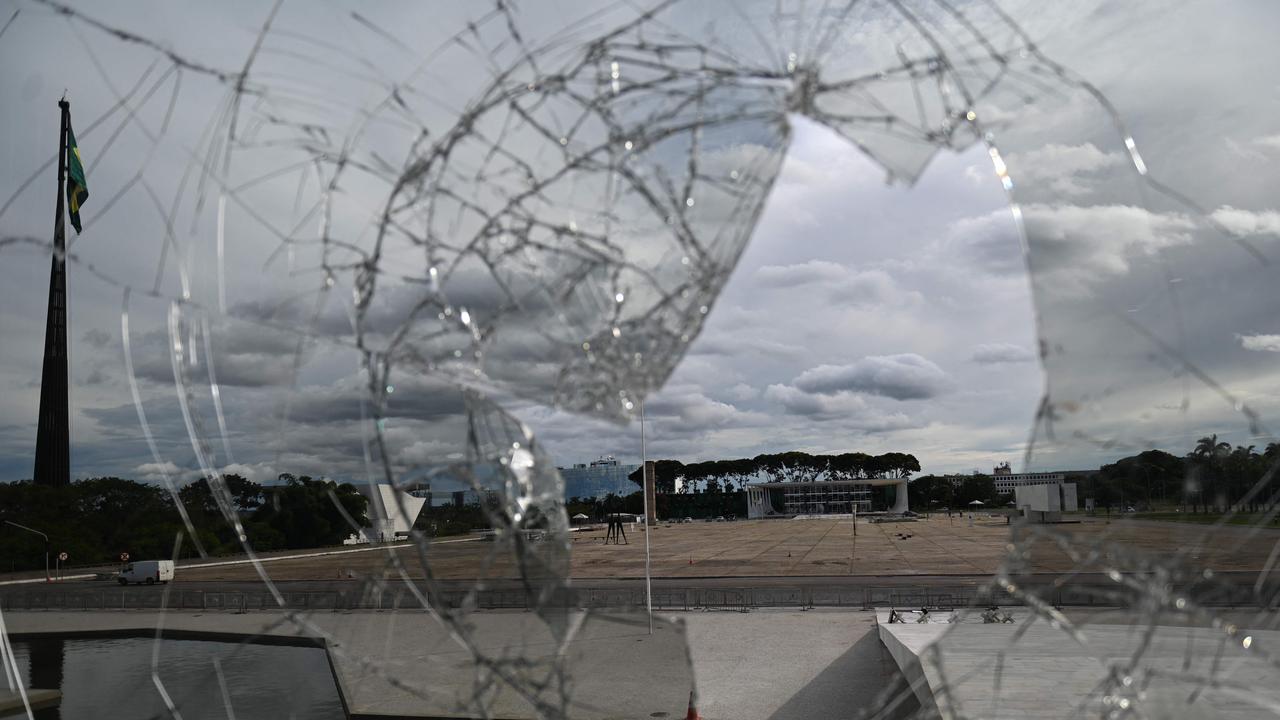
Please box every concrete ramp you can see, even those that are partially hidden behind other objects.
[877,609,1280,719]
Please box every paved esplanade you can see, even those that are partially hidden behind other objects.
[5,609,909,720]
[167,516,1280,582]
[5,516,1275,588]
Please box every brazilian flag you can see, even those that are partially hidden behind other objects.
[65,122,88,234]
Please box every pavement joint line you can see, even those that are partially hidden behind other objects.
[0,537,481,587]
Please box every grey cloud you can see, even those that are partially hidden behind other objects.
[751,260,911,307]
[754,260,848,287]
[127,322,311,389]
[941,210,1025,276]
[825,269,912,307]
[642,386,766,432]
[948,204,1196,296]
[690,332,805,360]
[765,383,866,416]
[82,328,112,348]
[791,354,951,400]
[286,378,467,426]
[84,368,111,386]
[762,384,914,430]
[971,343,1037,365]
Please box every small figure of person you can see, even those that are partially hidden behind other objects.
[604,513,628,544]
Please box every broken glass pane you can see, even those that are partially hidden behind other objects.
[2,0,1278,718]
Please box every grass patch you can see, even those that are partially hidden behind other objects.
[1132,511,1280,527]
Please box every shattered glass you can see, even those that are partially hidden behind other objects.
[2,0,1279,718]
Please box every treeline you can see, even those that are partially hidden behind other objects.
[0,474,368,573]
[627,451,921,493]
[565,490,747,521]
[909,436,1280,514]
[906,474,1002,509]
[1089,437,1280,513]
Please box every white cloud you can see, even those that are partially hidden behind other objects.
[1255,135,1280,151]
[971,343,1037,365]
[219,462,280,484]
[1211,206,1280,237]
[1005,143,1122,197]
[134,461,182,483]
[754,260,848,287]
[792,354,951,400]
[1239,334,1280,353]
[396,439,461,466]
[751,261,915,307]
[948,204,1196,295]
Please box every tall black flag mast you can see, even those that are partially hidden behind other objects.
[33,98,71,486]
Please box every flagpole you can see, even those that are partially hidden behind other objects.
[33,98,72,487]
[640,400,652,635]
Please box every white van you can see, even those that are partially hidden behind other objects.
[117,560,174,586]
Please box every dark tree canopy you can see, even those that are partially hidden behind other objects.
[0,474,370,572]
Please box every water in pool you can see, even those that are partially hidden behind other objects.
[11,635,346,719]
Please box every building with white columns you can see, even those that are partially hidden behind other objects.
[745,477,909,518]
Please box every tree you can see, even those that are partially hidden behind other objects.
[828,453,871,482]
[1190,434,1231,512]
[1093,450,1185,511]
[908,475,953,510]
[953,475,998,507]
[253,476,369,548]
[879,452,921,479]
[753,452,823,483]
[627,460,683,493]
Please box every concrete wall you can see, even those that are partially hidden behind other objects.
[1015,483,1077,523]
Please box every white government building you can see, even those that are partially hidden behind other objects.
[746,477,909,518]
[948,463,1071,495]
[745,463,1087,520]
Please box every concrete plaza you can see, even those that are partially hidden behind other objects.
[172,515,1280,582]
[879,607,1280,719]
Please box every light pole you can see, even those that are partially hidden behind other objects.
[5,520,50,581]
[640,401,653,635]
[1133,462,1166,510]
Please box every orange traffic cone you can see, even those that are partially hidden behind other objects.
[685,690,700,720]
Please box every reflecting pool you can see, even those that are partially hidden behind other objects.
[12,635,345,719]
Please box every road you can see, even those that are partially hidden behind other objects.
[0,569,1266,612]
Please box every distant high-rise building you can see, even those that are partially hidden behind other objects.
[558,455,640,500]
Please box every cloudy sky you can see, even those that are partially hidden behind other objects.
[2,0,1278,487]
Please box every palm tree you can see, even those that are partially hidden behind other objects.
[1191,435,1231,512]
[1193,434,1231,458]
[1229,445,1257,511]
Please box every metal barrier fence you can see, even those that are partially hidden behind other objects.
[0,580,1268,612]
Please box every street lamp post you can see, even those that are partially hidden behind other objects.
[5,520,50,581]
[640,401,653,635]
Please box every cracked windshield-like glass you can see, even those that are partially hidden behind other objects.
[2,1,1279,718]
